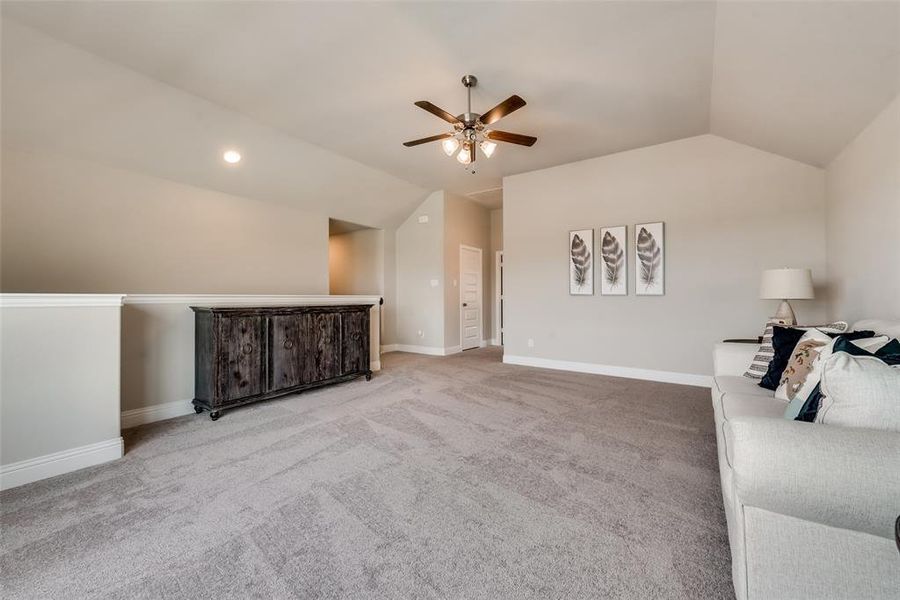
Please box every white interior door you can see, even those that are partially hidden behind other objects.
[460,245,483,351]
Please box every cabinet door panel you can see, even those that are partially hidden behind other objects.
[270,315,304,390]
[217,316,265,403]
[304,312,341,382]
[341,310,369,375]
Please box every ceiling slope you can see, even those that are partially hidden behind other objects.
[0,18,429,228]
[2,1,898,202]
[711,0,900,167]
[1,1,717,196]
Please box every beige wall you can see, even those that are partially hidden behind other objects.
[825,94,900,322]
[1,149,329,294]
[1,301,121,474]
[490,209,503,255]
[443,192,492,349]
[329,228,384,296]
[503,135,828,378]
[490,208,503,343]
[381,228,399,346]
[395,191,445,348]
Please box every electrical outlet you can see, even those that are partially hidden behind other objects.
[417,330,424,337]
[417,215,429,224]
[527,338,534,348]
[430,279,439,287]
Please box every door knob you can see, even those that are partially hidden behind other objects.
[462,303,468,307]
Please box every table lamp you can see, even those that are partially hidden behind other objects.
[760,268,814,326]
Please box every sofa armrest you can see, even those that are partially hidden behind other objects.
[726,417,900,540]
[713,342,757,377]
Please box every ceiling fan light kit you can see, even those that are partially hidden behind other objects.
[404,74,537,172]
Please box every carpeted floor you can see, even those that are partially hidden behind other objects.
[1,348,733,599]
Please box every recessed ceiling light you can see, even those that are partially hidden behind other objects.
[223,150,241,164]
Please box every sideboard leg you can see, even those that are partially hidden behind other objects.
[365,371,373,381]
[194,405,204,414]
[209,411,221,421]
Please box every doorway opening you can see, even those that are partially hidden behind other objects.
[328,219,382,296]
[459,244,483,351]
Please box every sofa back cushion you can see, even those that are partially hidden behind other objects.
[852,319,900,338]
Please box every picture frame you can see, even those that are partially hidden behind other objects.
[569,229,594,295]
[599,225,627,296]
[635,222,664,296]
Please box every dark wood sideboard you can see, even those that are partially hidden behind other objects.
[191,304,373,420]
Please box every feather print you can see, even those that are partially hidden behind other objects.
[601,231,623,286]
[636,227,661,288]
[570,234,591,288]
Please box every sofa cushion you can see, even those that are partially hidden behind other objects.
[722,393,787,421]
[715,375,777,398]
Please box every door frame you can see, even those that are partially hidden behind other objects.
[459,244,484,351]
[494,250,503,346]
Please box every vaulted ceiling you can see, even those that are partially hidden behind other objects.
[3,1,899,207]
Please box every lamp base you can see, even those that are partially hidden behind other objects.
[773,300,797,326]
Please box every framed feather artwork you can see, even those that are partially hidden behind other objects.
[599,226,627,296]
[635,222,664,295]
[568,229,594,295]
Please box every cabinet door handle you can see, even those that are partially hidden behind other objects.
[283,340,294,350]
[242,343,253,354]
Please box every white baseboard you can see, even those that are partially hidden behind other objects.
[502,355,712,388]
[446,345,462,355]
[0,437,123,491]
[371,359,381,371]
[381,344,398,354]
[121,399,194,429]
[489,338,501,346]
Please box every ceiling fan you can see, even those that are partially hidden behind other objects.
[403,74,537,170]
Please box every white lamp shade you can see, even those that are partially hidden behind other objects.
[760,268,814,300]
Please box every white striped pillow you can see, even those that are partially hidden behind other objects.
[744,319,788,379]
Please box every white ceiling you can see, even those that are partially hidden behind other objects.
[711,1,900,167]
[1,19,429,229]
[3,1,899,208]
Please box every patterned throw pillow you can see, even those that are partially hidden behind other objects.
[776,334,830,400]
[743,318,788,379]
[777,333,888,403]
[743,320,848,380]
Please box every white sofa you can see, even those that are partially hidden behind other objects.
[711,319,900,600]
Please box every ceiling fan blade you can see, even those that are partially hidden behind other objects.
[403,132,454,147]
[414,101,461,125]
[485,130,537,147]
[479,95,526,126]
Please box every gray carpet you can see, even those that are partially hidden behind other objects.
[1,348,733,599]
